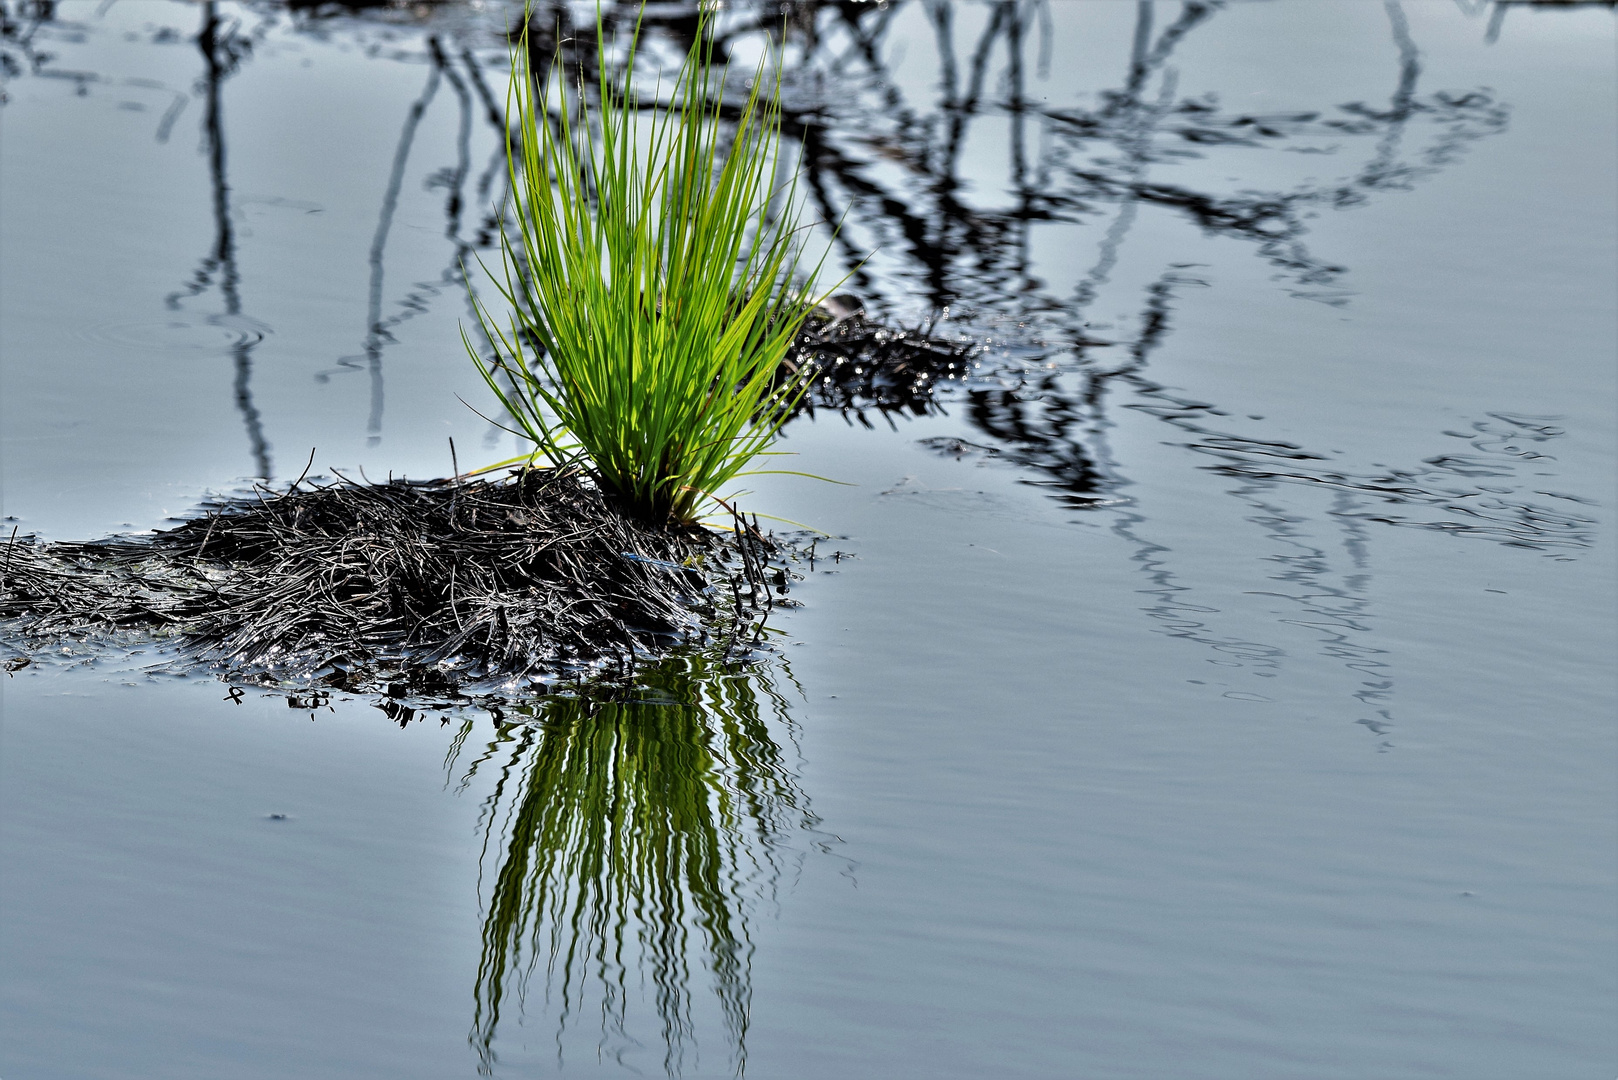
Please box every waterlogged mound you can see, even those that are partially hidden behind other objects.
[0,467,786,693]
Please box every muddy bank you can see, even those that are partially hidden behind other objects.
[0,466,797,697]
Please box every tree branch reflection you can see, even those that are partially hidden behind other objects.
[165,1,273,479]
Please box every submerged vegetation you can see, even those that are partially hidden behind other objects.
[470,9,827,526]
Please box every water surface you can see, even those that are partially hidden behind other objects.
[3,2,1614,1077]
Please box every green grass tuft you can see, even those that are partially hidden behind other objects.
[467,8,829,527]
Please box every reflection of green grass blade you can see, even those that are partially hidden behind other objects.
[466,655,812,1076]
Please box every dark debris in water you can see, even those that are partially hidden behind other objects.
[0,467,796,697]
[788,295,981,422]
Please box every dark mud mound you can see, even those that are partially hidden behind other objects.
[0,467,786,694]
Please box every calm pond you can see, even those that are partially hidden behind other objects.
[2,2,1614,1077]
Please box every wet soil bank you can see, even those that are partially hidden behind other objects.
[0,466,787,698]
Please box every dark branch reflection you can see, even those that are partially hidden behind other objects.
[448,655,819,1076]
[315,31,515,446]
[769,0,1511,327]
[930,267,1591,745]
[163,2,273,479]
[362,58,439,446]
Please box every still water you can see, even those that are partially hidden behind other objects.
[2,2,1614,1077]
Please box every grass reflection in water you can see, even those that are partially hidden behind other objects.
[451,654,819,1076]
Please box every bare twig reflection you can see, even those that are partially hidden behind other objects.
[361,58,440,446]
[166,1,273,479]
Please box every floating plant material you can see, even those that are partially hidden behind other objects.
[787,294,981,421]
[0,467,794,696]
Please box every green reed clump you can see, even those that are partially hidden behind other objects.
[468,11,826,526]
